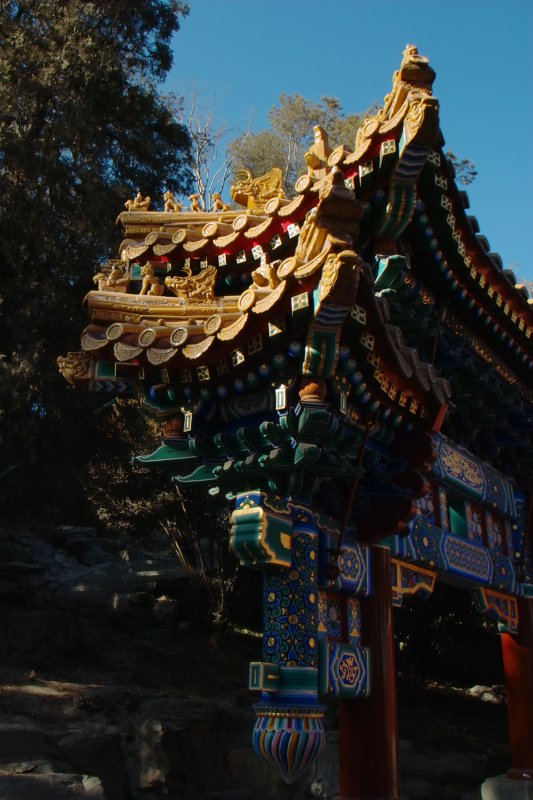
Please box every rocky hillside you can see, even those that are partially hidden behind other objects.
[0,522,509,799]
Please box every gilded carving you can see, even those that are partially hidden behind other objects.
[139,264,164,297]
[252,256,281,290]
[57,351,91,383]
[124,192,150,211]
[304,126,332,180]
[211,192,231,212]
[163,191,183,212]
[189,193,203,212]
[349,44,438,161]
[294,168,362,265]
[440,444,484,493]
[93,261,130,293]
[318,250,361,304]
[164,265,216,304]
[230,168,285,213]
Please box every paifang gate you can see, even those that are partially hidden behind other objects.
[59,45,533,800]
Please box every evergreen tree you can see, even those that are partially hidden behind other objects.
[0,1,192,523]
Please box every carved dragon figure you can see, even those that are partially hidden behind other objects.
[164,265,217,304]
[57,351,91,384]
[230,167,285,212]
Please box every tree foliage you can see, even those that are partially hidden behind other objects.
[173,86,253,211]
[0,0,192,524]
[229,94,364,193]
[445,150,478,186]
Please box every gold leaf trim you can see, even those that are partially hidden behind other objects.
[278,195,306,217]
[183,238,209,253]
[293,245,332,280]
[114,342,143,362]
[252,281,286,314]
[217,313,248,341]
[153,243,177,256]
[81,332,108,351]
[146,346,177,365]
[182,336,215,360]
[244,218,274,239]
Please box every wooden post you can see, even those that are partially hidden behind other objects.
[501,597,533,780]
[336,546,401,800]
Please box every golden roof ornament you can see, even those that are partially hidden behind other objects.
[349,44,439,162]
[230,167,285,213]
[305,125,332,180]
[164,191,183,212]
[124,191,150,211]
[211,192,231,213]
[56,351,91,384]
[189,193,203,212]
[139,263,164,296]
[164,264,217,304]
[92,260,130,293]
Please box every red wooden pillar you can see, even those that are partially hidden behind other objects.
[336,546,401,800]
[501,596,533,780]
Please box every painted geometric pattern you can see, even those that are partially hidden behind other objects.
[391,559,437,607]
[405,500,521,594]
[410,515,446,571]
[318,640,369,698]
[438,442,484,495]
[318,537,370,596]
[490,552,516,595]
[252,711,325,784]
[346,598,361,648]
[263,530,318,667]
[317,593,362,644]
[441,535,492,583]
[484,464,514,517]
[472,587,519,634]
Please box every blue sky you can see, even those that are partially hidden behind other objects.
[167,0,533,281]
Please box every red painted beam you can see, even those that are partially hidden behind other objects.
[501,597,533,780]
[336,546,401,800]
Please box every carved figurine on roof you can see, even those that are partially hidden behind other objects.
[189,193,203,212]
[124,191,150,211]
[92,260,130,293]
[304,125,332,180]
[230,166,285,212]
[211,192,231,213]
[164,190,183,212]
[350,43,439,163]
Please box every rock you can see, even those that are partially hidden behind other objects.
[56,726,127,800]
[227,748,297,800]
[75,687,133,717]
[402,776,439,799]
[0,760,55,775]
[196,790,251,799]
[82,775,106,797]
[401,749,487,782]
[0,772,104,799]
[469,685,505,704]
[481,775,533,799]
[0,608,82,662]
[0,720,53,764]
[57,526,98,539]
[308,741,338,798]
